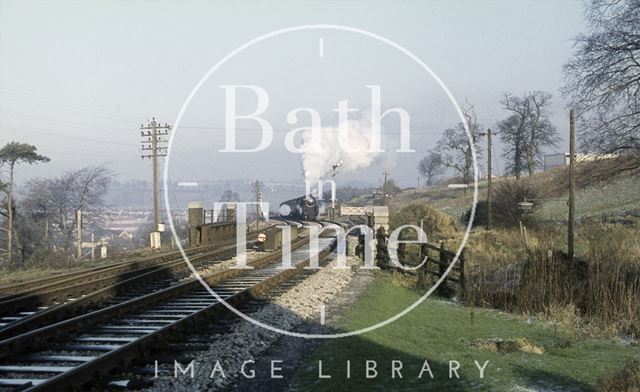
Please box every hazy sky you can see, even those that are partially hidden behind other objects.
[0,0,586,189]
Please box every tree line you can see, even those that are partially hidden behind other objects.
[0,142,112,268]
[418,93,558,185]
[418,0,639,185]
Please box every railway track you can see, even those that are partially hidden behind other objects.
[0,222,335,391]
[0,240,239,298]
[115,266,333,389]
[0,231,273,338]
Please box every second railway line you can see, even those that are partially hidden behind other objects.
[0,221,338,391]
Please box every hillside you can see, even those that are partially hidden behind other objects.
[365,154,640,226]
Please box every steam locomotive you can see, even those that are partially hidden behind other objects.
[279,195,319,220]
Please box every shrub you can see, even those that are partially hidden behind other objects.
[462,179,539,229]
[390,203,458,241]
[388,203,459,272]
[462,200,489,228]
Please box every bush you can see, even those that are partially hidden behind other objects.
[388,203,459,271]
[23,247,72,269]
[462,200,489,228]
[462,180,539,229]
[390,203,458,241]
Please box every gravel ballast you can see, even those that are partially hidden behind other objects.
[145,254,373,391]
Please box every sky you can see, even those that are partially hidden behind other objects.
[0,0,586,190]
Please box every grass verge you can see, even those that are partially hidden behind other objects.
[292,275,639,391]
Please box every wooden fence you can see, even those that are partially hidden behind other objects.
[387,240,466,294]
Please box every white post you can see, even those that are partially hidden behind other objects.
[76,209,82,260]
[91,233,95,260]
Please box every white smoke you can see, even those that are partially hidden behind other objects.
[300,114,385,186]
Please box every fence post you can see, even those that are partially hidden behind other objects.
[459,249,466,294]
[438,241,448,294]
[420,241,429,274]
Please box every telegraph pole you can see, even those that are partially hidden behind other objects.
[140,117,171,232]
[91,233,95,260]
[486,129,493,229]
[568,110,576,259]
[253,179,264,229]
[479,129,493,228]
[382,171,390,206]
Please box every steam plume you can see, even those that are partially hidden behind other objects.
[301,115,384,186]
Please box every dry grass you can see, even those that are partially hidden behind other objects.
[462,229,533,269]
[388,152,640,225]
[0,243,179,286]
[386,270,418,289]
[468,337,545,355]
[580,223,640,262]
[462,224,640,338]
[597,359,640,392]
[375,155,640,339]
[389,202,459,240]
[387,203,640,338]
[529,153,640,198]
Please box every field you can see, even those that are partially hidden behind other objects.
[292,275,640,391]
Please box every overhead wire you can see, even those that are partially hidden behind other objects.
[0,85,139,124]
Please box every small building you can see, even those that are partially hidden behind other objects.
[96,229,134,243]
[116,230,134,242]
[543,153,617,171]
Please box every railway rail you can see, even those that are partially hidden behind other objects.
[0,221,336,391]
[116,265,333,389]
[0,240,240,298]
[0,231,272,338]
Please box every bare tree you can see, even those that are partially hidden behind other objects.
[526,92,559,174]
[499,92,559,178]
[498,114,526,179]
[562,0,640,155]
[21,178,53,245]
[22,165,112,258]
[436,104,482,183]
[417,151,444,186]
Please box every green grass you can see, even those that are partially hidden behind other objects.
[292,276,639,391]
[0,267,69,286]
[534,174,640,222]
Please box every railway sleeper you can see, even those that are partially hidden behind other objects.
[0,233,327,391]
